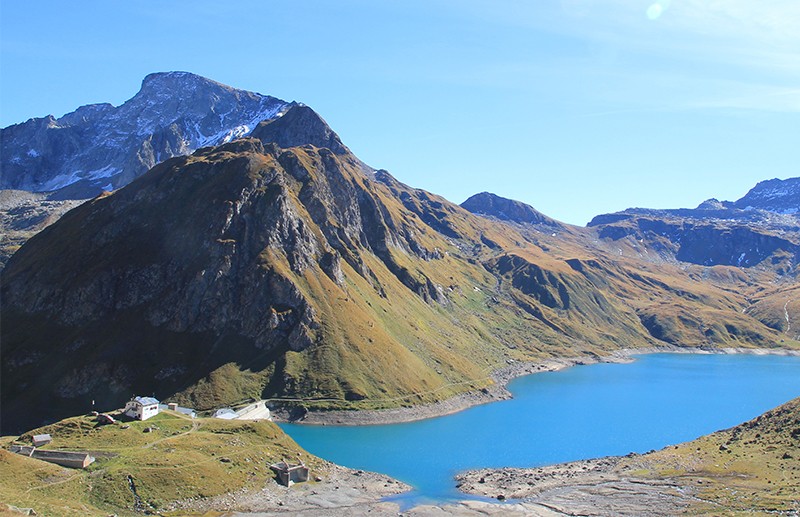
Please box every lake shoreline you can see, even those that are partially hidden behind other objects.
[249,348,800,516]
[271,346,800,427]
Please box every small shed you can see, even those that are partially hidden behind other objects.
[32,434,52,447]
[163,402,196,419]
[270,459,309,486]
[32,450,95,469]
[124,396,160,420]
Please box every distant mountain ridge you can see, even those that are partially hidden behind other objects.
[734,177,800,214]
[460,184,799,272]
[583,178,800,271]
[0,72,291,197]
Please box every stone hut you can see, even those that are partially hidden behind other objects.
[32,434,52,447]
[270,459,310,486]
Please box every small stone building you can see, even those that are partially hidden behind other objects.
[164,402,196,418]
[270,459,310,486]
[124,396,160,420]
[32,434,52,447]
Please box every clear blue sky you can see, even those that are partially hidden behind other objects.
[2,1,798,225]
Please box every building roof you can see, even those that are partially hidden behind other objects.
[134,396,160,406]
[214,408,237,419]
[270,460,308,472]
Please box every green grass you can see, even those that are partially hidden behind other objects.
[1,411,319,516]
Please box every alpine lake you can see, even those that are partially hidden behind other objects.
[280,353,800,507]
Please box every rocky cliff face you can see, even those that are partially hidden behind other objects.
[580,176,800,271]
[0,72,290,197]
[461,190,799,272]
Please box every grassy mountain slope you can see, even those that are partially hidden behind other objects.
[2,106,798,434]
[635,396,800,513]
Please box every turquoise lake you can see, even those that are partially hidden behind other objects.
[280,353,800,505]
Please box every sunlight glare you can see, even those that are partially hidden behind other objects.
[646,0,671,21]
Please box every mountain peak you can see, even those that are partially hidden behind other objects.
[696,198,733,211]
[141,70,217,88]
[734,177,800,214]
[461,192,560,227]
[251,104,348,154]
[1,72,290,197]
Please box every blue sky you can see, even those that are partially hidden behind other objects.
[1,0,798,225]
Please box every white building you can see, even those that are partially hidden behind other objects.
[124,396,160,420]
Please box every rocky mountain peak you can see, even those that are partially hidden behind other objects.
[140,70,215,90]
[0,127,458,429]
[251,104,348,155]
[696,198,732,211]
[0,72,290,197]
[734,177,800,214]
[587,178,800,271]
[461,192,561,227]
